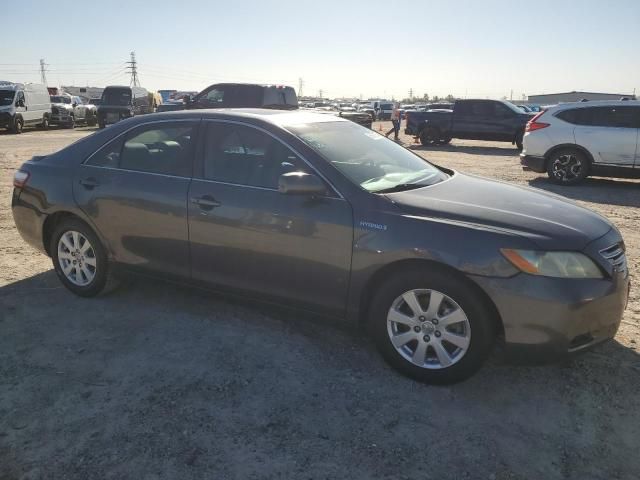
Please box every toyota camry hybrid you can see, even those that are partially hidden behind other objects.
[11,109,630,384]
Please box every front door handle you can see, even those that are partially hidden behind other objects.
[79,177,99,189]
[190,195,221,211]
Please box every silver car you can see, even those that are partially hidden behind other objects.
[520,100,640,184]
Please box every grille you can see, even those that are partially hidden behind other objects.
[599,243,627,277]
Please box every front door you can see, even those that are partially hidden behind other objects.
[188,121,353,314]
[574,106,639,166]
[74,120,198,278]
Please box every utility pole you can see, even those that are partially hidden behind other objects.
[510,89,513,101]
[126,51,140,87]
[318,89,323,99]
[39,59,48,86]
[298,77,304,97]
[408,88,413,101]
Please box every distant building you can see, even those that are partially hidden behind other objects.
[60,85,104,101]
[527,91,635,105]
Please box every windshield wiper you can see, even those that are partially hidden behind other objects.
[373,183,427,194]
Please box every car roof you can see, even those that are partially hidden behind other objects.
[546,100,640,111]
[139,108,350,126]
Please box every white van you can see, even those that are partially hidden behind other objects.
[0,81,52,133]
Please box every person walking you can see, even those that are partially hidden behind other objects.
[385,103,401,141]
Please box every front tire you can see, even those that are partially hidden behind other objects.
[40,115,49,130]
[11,117,23,134]
[419,126,440,146]
[370,269,495,384]
[50,219,117,297]
[546,148,589,185]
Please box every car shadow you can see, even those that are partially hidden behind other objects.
[528,176,640,207]
[2,270,640,477]
[407,142,519,157]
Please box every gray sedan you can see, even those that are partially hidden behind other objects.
[11,109,630,384]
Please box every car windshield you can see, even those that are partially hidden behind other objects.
[380,103,392,109]
[50,96,71,104]
[288,121,448,192]
[503,101,526,114]
[102,89,132,106]
[0,90,15,106]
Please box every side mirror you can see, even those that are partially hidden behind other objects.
[72,102,78,107]
[278,171,326,196]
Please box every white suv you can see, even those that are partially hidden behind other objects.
[520,101,640,185]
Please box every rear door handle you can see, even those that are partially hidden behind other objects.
[190,195,221,211]
[79,177,99,189]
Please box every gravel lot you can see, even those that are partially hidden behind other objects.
[1,122,639,479]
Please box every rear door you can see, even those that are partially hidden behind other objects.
[187,120,353,314]
[573,106,639,166]
[452,100,488,138]
[74,120,198,278]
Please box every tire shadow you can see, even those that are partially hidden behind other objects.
[528,176,640,207]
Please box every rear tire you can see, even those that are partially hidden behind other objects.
[546,148,589,185]
[50,219,119,297]
[370,269,495,384]
[40,115,49,130]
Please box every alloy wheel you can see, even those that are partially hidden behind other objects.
[387,289,471,369]
[551,154,583,182]
[57,231,97,286]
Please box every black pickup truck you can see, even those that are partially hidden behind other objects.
[404,99,533,149]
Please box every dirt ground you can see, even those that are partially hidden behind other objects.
[1,122,639,479]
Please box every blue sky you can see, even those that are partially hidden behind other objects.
[2,0,638,99]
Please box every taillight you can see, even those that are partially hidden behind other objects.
[525,111,549,132]
[13,170,30,188]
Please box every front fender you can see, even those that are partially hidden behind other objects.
[345,209,535,321]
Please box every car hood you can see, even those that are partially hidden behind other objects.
[387,172,612,250]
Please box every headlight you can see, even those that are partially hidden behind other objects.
[501,249,603,279]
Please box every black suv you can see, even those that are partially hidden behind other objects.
[157,83,298,112]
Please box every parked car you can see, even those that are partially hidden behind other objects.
[88,98,101,106]
[50,94,97,128]
[11,110,629,384]
[520,101,640,185]
[377,102,394,120]
[0,81,51,133]
[405,99,533,148]
[97,86,153,128]
[357,105,376,120]
[187,83,298,110]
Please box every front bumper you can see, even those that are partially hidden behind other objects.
[520,154,546,173]
[471,270,629,362]
[0,111,13,128]
[51,111,73,125]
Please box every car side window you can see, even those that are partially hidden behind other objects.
[200,123,308,189]
[15,91,25,106]
[196,88,225,108]
[87,122,195,175]
[587,107,638,128]
[494,103,513,118]
[119,123,195,176]
[86,138,124,168]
